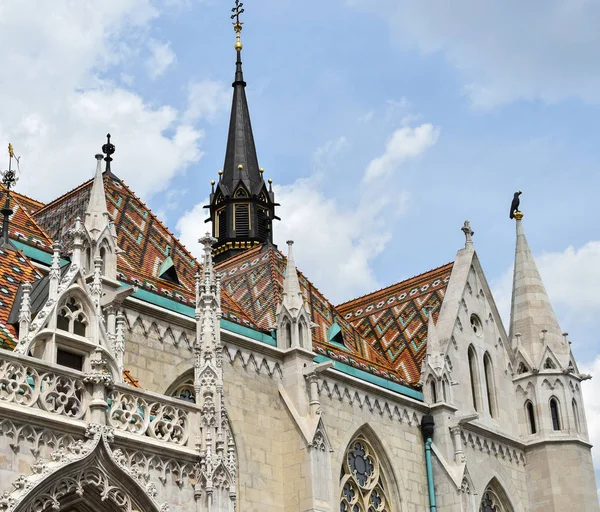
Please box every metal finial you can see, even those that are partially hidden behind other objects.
[1,143,19,246]
[102,133,116,173]
[231,0,244,51]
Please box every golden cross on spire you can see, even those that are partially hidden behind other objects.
[231,0,244,51]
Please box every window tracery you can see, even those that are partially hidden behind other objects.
[57,297,88,337]
[480,487,512,512]
[340,435,392,512]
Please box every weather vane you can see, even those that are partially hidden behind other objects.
[231,0,244,50]
[2,143,20,193]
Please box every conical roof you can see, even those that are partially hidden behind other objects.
[509,215,569,366]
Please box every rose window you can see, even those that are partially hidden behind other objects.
[340,435,391,512]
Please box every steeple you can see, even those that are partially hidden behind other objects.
[208,1,278,263]
[85,153,110,235]
[509,211,569,367]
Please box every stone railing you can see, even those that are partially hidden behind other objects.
[107,384,196,447]
[0,355,86,420]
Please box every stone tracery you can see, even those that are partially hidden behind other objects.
[339,435,392,512]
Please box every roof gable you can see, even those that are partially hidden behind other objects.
[336,263,454,384]
[33,173,257,329]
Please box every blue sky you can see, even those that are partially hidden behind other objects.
[2,0,600,484]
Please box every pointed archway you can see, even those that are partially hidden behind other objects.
[479,477,515,512]
[12,429,162,512]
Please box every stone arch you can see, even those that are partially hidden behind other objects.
[164,367,195,403]
[12,432,162,512]
[479,477,515,512]
[337,424,403,512]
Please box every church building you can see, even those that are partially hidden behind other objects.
[0,4,597,511]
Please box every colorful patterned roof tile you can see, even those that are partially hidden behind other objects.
[0,243,44,349]
[0,187,53,252]
[33,173,257,329]
[336,262,454,384]
[215,244,408,385]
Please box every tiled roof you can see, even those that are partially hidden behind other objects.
[0,244,43,349]
[216,245,410,385]
[337,263,454,384]
[0,187,53,252]
[34,173,257,329]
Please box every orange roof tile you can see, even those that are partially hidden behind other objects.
[34,173,257,329]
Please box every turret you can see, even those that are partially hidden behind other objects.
[207,9,278,263]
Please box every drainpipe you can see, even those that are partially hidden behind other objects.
[421,414,437,512]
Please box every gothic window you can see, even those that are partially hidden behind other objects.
[468,345,481,411]
[572,399,581,433]
[483,352,497,418]
[171,382,196,404]
[442,378,448,402]
[428,379,437,403]
[234,204,250,236]
[216,207,227,238]
[257,206,268,239]
[544,358,556,370]
[526,401,537,434]
[298,319,306,348]
[234,187,248,198]
[550,397,561,431]
[517,362,529,374]
[479,482,514,512]
[57,348,83,371]
[470,314,483,337]
[57,297,88,337]
[285,321,292,349]
[340,435,392,512]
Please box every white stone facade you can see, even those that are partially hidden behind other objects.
[0,183,598,512]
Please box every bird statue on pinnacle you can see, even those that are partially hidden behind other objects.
[509,191,522,219]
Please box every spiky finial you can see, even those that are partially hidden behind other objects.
[102,133,116,173]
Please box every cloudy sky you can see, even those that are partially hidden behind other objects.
[2,0,600,488]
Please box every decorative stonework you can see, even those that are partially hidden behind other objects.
[339,434,391,512]
[460,430,526,466]
[0,358,86,419]
[0,419,83,458]
[223,344,283,379]
[319,378,421,427]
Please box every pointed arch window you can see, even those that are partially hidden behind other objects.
[526,401,537,434]
[285,321,292,349]
[550,397,561,431]
[468,345,481,411]
[483,352,497,418]
[572,399,581,433]
[216,207,227,238]
[442,378,448,402]
[340,434,392,512]
[479,481,514,512]
[428,378,438,404]
[57,297,88,337]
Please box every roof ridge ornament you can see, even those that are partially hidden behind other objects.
[231,0,244,51]
[102,133,116,174]
[509,190,522,220]
[461,220,474,248]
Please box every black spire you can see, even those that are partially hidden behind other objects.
[207,2,278,263]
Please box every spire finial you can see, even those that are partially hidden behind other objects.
[102,133,116,173]
[1,143,20,247]
[231,0,244,51]
[509,190,523,220]
[461,220,474,247]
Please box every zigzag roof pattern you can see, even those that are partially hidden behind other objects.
[337,262,454,384]
[33,173,257,328]
[0,187,52,251]
[0,242,43,350]
[215,244,419,385]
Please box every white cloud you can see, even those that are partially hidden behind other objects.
[0,0,204,202]
[363,124,439,182]
[146,39,176,79]
[176,200,210,258]
[347,0,600,108]
[493,240,600,328]
[183,80,231,124]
